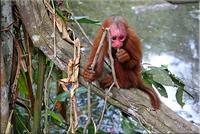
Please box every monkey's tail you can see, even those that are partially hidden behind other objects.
[138,81,160,110]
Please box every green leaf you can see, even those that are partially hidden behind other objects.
[18,72,28,95]
[76,127,108,134]
[55,8,68,22]
[176,87,185,107]
[88,121,95,134]
[142,70,168,97]
[167,70,193,99]
[15,109,30,133]
[142,71,153,86]
[147,66,174,86]
[142,70,153,80]
[47,109,64,123]
[73,16,100,24]
[55,92,70,102]
[122,117,133,134]
[76,127,84,134]
[96,130,108,134]
[143,65,193,107]
[121,117,141,134]
[152,81,168,98]
[62,71,68,78]
[77,86,87,94]
[168,73,184,87]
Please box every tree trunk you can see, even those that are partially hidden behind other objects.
[1,0,13,133]
[14,0,200,133]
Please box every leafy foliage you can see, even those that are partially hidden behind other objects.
[17,72,29,95]
[15,108,30,133]
[142,65,193,107]
[47,109,65,123]
[72,16,101,25]
[55,92,70,102]
[122,116,143,134]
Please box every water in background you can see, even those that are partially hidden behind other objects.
[71,0,200,131]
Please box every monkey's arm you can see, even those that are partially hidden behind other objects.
[83,46,105,82]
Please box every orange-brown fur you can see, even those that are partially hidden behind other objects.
[83,16,160,109]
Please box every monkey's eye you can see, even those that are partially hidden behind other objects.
[119,35,125,41]
[112,36,117,41]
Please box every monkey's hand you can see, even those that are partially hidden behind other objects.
[100,74,113,89]
[116,49,130,63]
[83,67,96,82]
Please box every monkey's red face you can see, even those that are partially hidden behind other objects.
[109,23,127,49]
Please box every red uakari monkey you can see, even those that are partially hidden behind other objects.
[83,16,160,109]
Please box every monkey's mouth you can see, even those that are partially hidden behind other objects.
[112,44,123,49]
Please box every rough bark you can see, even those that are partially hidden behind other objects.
[1,0,13,133]
[14,0,200,133]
